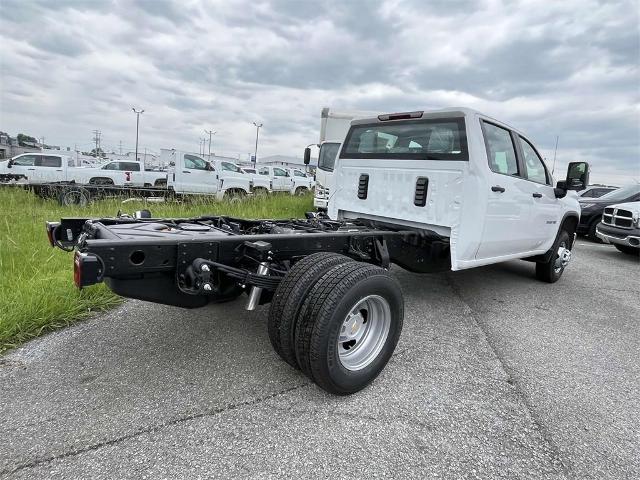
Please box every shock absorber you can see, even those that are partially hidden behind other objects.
[245,240,272,311]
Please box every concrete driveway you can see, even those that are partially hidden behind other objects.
[1,240,638,479]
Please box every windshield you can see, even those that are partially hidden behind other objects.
[595,185,640,201]
[340,118,468,161]
[318,142,341,171]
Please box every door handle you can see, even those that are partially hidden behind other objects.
[491,185,505,193]
[27,168,35,171]
[56,169,63,172]
[182,170,191,173]
[532,192,543,198]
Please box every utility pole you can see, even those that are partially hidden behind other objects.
[119,140,123,155]
[252,122,263,164]
[40,136,45,149]
[132,107,144,162]
[204,129,216,159]
[92,129,101,157]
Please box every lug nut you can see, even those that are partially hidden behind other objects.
[201,264,210,272]
[203,283,212,291]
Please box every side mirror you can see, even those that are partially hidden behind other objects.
[206,162,214,172]
[565,161,590,190]
[7,159,13,168]
[303,147,311,165]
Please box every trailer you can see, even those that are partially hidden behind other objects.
[47,108,590,395]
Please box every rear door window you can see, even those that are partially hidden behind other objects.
[273,167,287,176]
[184,154,208,170]
[120,162,141,171]
[35,156,62,167]
[482,122,519,176]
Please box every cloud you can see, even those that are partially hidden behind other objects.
[0,0,637,183]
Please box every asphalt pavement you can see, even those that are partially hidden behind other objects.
[1,240,638,479]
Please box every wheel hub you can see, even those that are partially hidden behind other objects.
[554,244,571,272]
[338,295,391,371]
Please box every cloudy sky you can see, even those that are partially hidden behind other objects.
[1,0,638,184]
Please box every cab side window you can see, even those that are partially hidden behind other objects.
[259,167,270,176]
[12,155,36,166]
[103,162,119,170]
[482,122,519,176]
[519,137,549,185]
[35,156,62,167]
[273,167,287,177]
[184,154,208,170]
[221,162,241,172]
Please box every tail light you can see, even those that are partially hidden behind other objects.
[74,252,102,289]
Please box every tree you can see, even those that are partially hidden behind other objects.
[16,133,37,146]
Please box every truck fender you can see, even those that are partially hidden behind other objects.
[523,212,579,263]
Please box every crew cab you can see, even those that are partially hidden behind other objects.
[47,108,589,396]
[596,201,640,255]
[257,165,312,195]
[0,153,166,187]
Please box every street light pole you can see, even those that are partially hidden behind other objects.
[252,122,263,164]
[204,129,216,159]
[132,107,144,162]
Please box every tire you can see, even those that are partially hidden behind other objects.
[154,179,167,188]
[536,230,572,283]
[295,187,308,196]
[588,219,601,242]
[614,244,640,255]
[58,187,90,206]
[253,187,268,196]
[223,189,246,202]
[294,262,404,395]
[268,252,353,369]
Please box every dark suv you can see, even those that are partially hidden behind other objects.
[578,185,640,239]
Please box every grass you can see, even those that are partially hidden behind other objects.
[0,186,313,352]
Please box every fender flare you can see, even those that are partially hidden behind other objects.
[523,212,579,263]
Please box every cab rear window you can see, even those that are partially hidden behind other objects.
[340,118,468,161]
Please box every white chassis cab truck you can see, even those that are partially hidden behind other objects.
[0,153,167,187]
[309,108,379,210]
[163,150,252,200]
[257,165,311,195]
[240,166,272,195]
[47,108,588,396]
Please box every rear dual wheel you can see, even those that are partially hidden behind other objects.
[268,253,403,395]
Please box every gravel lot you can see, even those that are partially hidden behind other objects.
[1,240,638,479]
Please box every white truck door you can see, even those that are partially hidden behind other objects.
[119,161,142,186]
[177,153,218,194]
[33,155,65,183]
[272,167,289,191]
[10,154,38,181]
[475,121,538,259]
[516,135,561,250]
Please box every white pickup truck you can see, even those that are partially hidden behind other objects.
[239,166,272,195]
[162,150,253,199]
[257,165,313,195]
[0,153,167,187]
[49,107,588,395]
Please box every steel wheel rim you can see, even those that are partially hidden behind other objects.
[554,241,571,273]
[338,295,391,371]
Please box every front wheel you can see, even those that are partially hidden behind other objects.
[536,230,572,283]
[294,262,404,395]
